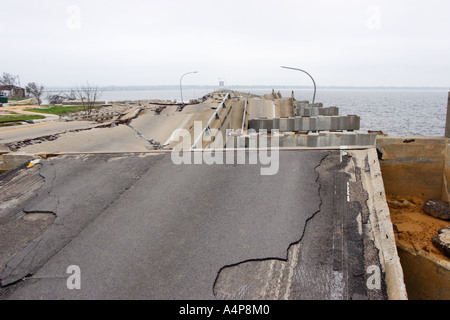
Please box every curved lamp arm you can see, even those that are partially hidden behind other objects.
[281,66,316,107]
[180,71,199,104]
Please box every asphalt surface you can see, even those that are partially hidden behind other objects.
[0,120,101,145]
[0,150,387,299]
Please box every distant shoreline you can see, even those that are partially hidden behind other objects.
[44,85,450,92]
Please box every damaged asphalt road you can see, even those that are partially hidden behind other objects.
[0,153,164,287]
[0,150,386,299]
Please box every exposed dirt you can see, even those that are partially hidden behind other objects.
[387,194,450,262]
[1,104,41,113]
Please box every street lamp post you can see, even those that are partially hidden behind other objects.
[281,66,317,107]
[180,71,198,106]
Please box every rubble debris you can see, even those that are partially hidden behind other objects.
[154,106,166,115]
[423,199,450,220]
[387,198,414,209]
[432,226,450,258]
[7,134,60,152]
[387,194,448,258]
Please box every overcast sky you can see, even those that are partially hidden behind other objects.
[1,0,450,88]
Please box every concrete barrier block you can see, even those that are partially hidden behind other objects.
[347,115,360,130]
[330,107,339,116]
[272,118,280,132]
[255,119,273,132]
[302,117,311,131]
[295,134,308,147]
[279,133,294,147]
[342,131,357,145]
[279,118,287,131]
[309,117,317,132]
[259,114,360,133]
[317,116,331,131]
[279,118,294,131]
[339,116,348,130]
[328,131,343,146]
[294,116,302,132]
[307,132,319,147]
[297,107,307,117]
[355,133,370,146]
[355,116,361,130]
[330,116,340,131]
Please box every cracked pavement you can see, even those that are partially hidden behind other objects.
[0,150,387,299]
[1,153,163,288]
[3,98,222,154]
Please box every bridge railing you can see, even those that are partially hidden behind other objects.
[191,91,231,149]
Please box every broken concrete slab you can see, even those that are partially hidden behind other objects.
[0,120,101,145]
[15,125,152,154]
[129,111,194,147]
[432,226,450,258]
[423,199,450,220]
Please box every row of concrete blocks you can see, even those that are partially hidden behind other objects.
[296,106,339,117]
[295,101,323,108]
[71,112,116,122]
[229,131,381,148]
[248,115,360,132]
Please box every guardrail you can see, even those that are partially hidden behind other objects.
[70,111,116,122]
[241,95,248,133]
[191,91,231,149]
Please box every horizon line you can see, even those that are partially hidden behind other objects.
[44,84,450,91]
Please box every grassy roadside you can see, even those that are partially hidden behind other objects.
[0,104,105,126]
[0,112,46,126]
[25,105,86,115]
[25,105,103,115]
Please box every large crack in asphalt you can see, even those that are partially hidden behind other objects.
[5,123,112,152]
[213,153,329,300]
[126,123,164,150]
[213,151,388,300]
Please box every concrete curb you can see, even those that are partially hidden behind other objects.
[357,148,408,300]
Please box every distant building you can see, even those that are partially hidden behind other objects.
[0,85,26,99]
[218,80,225,90]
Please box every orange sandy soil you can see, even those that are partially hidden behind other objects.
[387,194,450,262]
